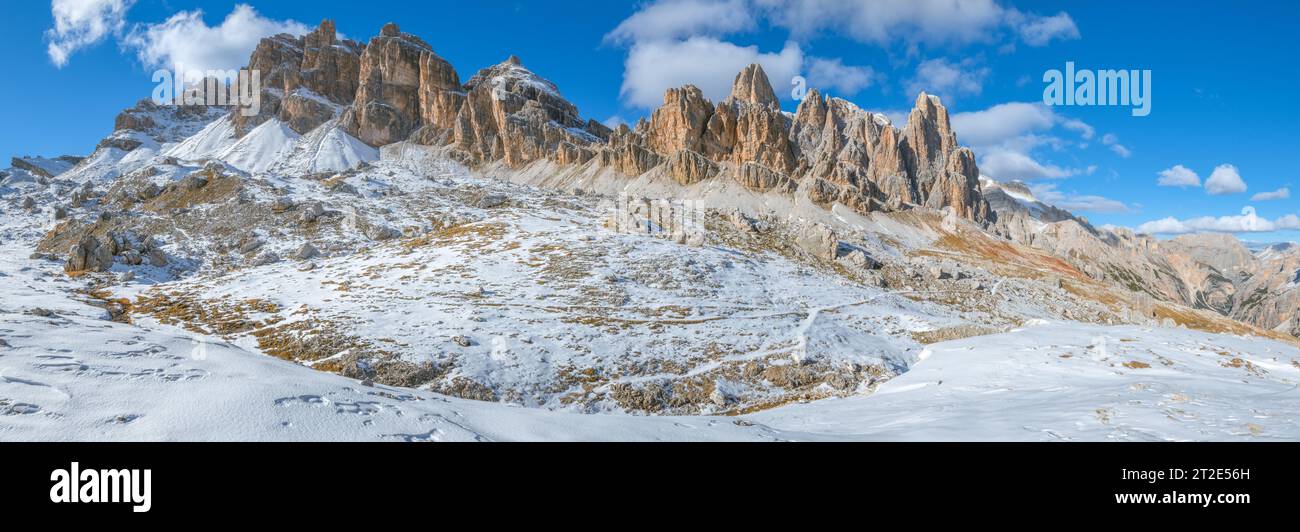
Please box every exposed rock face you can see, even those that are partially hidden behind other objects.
[983,178,1300,338]
[416,48,465,140]
[591,65,987,222]
[928,147,988,221]
[65,236,113,273]
[111,98,228,149]
[600,126,661,176]
[729,63,778,108]
[297,20,363,105]
[345,23,431,146]
[666,150,718,186]
[241,20,364,136]
[901,93,958,198]
[646,86,712,155]
[452,56,607,167]
[735,162,795,193]
[143,21,999,224]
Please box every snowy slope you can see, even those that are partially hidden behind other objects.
[3,228,1297,441]
[216,120,300,174]
[6,143,1300,440]
[269,119,378,175]
[163,116,239,162]
[163,116,374,175]
[751,321,1300,441]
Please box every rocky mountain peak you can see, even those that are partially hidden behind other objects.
[729,63,778,108]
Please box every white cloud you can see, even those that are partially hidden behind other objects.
[46,0,135,67]
[1205,164,1248,195]
[752,0,1005,46]
[951,102,1054,147]
[906,58,989,101]
[752,0,1078,47]
[805,57,876,96]
[1007,10,1080,46]
[949,101,1097,183]
[1157,165,1200,188]
[1059,118,1094,140]
[978,150,1078,181]
[602,115,631,129]
[1136,207,1300,235]
[122,4,310,76]
[1029,183,1131,214]
[605,0,754,44]
[1101,133,1131,158]
[619,38,803,108]
[1252,187,1290,201]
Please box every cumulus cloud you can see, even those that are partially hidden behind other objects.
[805,57,876,96]
[619,38,803,108]
[1007,10,1080,46]
[949,101,1097,183]
[1029,183,1132,214]
[1204,164,1248,195]
[751,0,1078,47]
[1059,118,1094,140]
[46,0,135,67]
[753,0,1002,46]
[1157,165,1200,188]
[906,58,989,101]
[1100,133,1131,158]
[951,102,1054,147]
[1136,207,1300,235]
[605,0,754,44]
[978,150,1079,181]
[1252,187,1290,201]
[122,4,310,76]
[607,0,1080,108]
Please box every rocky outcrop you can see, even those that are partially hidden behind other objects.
[239,20,364,136]
[666,150,718,186]
[65,236,113,273]
[160,23,1000,224]
[415,47,465,141]
[706,67,797,174]
[734,162,795,193]
[729,63,778,108]
[901,93,958,197]
[600,125,661,176]
[452,56,607,167]
[344,23,431,146]
[297,20,363,105]
[927,147,988,221]
[645,86,712,155]
[795,222,840,260]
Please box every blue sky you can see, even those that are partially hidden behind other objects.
[4,0,1297,240]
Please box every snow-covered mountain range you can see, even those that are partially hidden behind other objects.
[1,19,1297,441]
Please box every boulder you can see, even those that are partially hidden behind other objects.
[796,223,840,261]
[65,236,114,273]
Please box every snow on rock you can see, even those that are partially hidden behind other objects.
[163,115,239,162]
[215,119,301,174]
[165,116,373,175]
[270,119,378,174]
